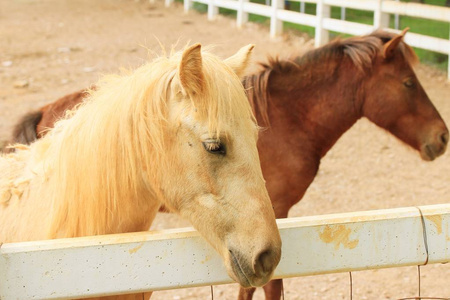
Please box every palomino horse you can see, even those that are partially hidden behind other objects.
[4,29,449,299]
[0,44,282,300]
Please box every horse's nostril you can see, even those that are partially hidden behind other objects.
[254,250,273,276]
[440,131,449,145]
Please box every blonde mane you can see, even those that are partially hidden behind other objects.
[1,46,255,240]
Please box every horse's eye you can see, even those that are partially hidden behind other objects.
[203,140,226,155]
[403,78,415,88]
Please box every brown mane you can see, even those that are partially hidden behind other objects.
[243,30,419,126]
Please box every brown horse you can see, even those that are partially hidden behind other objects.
[4,29,449,299]
[239,28,448,299]
[5,89,90,149]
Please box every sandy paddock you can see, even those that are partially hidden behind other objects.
[1,0,450,299]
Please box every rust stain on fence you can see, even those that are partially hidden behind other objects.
[319,225,359,250]
[201,255,211,264]
[426,215,443,234]
[129,242,144,254]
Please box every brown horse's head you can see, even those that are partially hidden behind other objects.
[362,29,448,161]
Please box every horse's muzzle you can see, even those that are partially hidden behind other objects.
[228,246,281,287]
[421,129,449,161]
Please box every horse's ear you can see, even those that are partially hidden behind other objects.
[224,44,255,78]
[179,43,205,96]
[383,28,409,59]
[400,27,410,37]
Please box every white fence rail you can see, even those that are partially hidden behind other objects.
[1,204,450,299]
[173,0,450,79]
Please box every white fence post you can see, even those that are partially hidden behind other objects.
[315,0,330,47]
[341,7,346,20]
[374,0,389,29]
[184,0,192,13]
[208,0,218,20]
[237,0,249,28]
[394,0,400,29]
[270,0,283,37]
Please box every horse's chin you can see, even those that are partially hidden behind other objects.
[227,250,272,288]
[420,143,446,161]
[228,259,252,288]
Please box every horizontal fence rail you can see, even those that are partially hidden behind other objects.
[174,0,450,79]
[1,204,450,299]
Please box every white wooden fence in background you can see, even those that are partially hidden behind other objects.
[166,0,450,79]
[1,204,450,299]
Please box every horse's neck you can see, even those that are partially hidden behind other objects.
[264,61,363,159]
[41,104,160,238]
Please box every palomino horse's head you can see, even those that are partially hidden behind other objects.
[148,45,281,287]
[362,29,448,161]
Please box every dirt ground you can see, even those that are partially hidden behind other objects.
[1,0,450,299]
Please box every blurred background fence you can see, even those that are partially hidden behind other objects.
[166,0,450,79]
